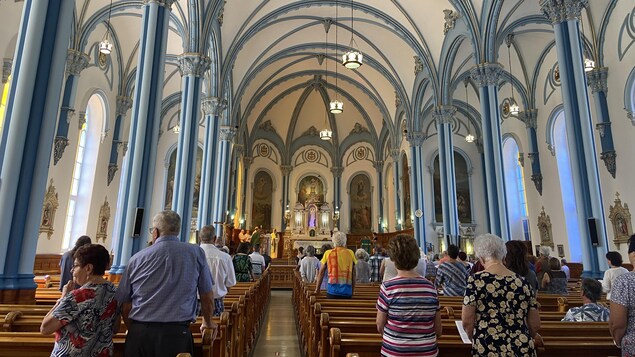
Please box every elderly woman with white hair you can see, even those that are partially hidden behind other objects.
[314,231,358,298]
[461,234,542,356]
[354,249,371,283]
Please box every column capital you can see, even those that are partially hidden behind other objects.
[65,49,90,77]
[433,105,457,125]
[470,63,503,87]
[177,53,211,77]
[406,131,425,147]
[243,156,254,170]
[586,67,608,94]
[116,96,133,116]
[518,109,539,129]
[280,164,293,176]
[539,0,588,24]
[627,110,635,126]
[331,166,344,177]
[145,0,176,9]
[373,160,384,172]
[390,149,401,162]
[202,96,227,116]
[78,111,86,130]
[219,126,236,141]
[2,58,12,84]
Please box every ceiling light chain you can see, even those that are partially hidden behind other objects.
[322,20,333,140]
[330,0,343,114]
[579,14,595,72]
[464,79,475,143]
[99,0,114,55]
[506,34,519,116]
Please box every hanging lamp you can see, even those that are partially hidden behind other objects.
[99,0,114,55]
[342,0,363,69]
[330,1,343,113]
[579,14,595,72]
[506,34,519,116]
[464,79,475,143]
[321,21,333,140]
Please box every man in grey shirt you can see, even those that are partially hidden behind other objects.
[115,210,217,357]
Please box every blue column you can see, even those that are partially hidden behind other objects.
[0,0,75,299]
[172,54,210,241]
[107,96,132,185]
[228,144,243,221]
[433,106,460,246]
[330,166,343,230]
[212,127,236,242]
[587,68,616,178]
[110,0,174,275]
[519,109,544,195]
[541,0,607,277]
[52,49,90,165]
[406,132,428,250]
[374,160,384,233]
[198,97,226,228]
[470,63,511,240]
[391,149,402,230]
[240,156,253,229]
[280,165,293,231]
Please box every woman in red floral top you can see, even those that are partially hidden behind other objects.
[41,244,119,357]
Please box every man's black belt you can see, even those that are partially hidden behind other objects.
[130,319,191,327]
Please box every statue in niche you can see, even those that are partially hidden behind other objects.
[537,207,554,248]
[40,179,59,240]
[96,197,110,243]
[297,175,324,205]
[609,192,632,247]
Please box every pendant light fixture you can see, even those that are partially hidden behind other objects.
[579,15,595,72]
[464,79,475,143]
[342,0,363,69]
[321,21,333,140]
[330,1,343,114]
[99,0,114,55]
[506,34,519,116]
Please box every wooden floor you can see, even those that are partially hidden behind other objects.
[252,290,301,357]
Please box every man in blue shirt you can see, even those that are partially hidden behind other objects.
[115,210,217,357]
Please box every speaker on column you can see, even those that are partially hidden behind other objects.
[587,218,599,246]
[132,208,144,237]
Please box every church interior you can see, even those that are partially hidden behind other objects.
[0,0,634,355]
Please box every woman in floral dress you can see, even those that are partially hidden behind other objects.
[461,234,542,356]
[233,242,254,282]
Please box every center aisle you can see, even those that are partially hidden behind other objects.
[252,290,301,357]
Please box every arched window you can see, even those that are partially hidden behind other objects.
[0,75,10,133]
[503,137,529,240]
[62,94,106,249]
[553,111,582,261]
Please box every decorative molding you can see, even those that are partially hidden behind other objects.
[53,136,69,165]
[600,150,617,179]
[65,49,90,77]
[527,152,538,165]
[107,163,118,186]
[144,0,176,8]
[414,56,423,75]
[218,0,226,26]
[406,131,425,147]
[537,206,554,248]
[202,96,226,116]
[61,107,76,125]
[373,160,384,172]
[390,149,400,162]
[316,53,325,65]
[609,192,632,247]
[78,111,86,130]
[119,141,128,156]
[350,123,369,134]
[470,62,503,87]
[395,90,401,108]
[443,9,459,35]
[627,110,635,126]
[586,67,609,93]
[259,120,278,134]
[39,179,59,240]
[595,122,610,138]
[618,7,635,60]
[304,126,320,137]
[219,126,236,141]
[116,96,133,116]
[531,173,543,195]
[518,152,525,167]
[330,166,343,177]
[280,164,293,176]
[433,105,457,126]
[547,143,555,156]
[177,53,211,77]
[539,0,588,24]
[2,58,12,84]
[96,197,110,243]
[243,156,254,170]
[519,109,538,129]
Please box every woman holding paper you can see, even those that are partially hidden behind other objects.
[461,234,542,356]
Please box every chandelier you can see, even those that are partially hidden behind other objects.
[464,79,475,143]
[342,0,362,69]
[99,0,114,55]
[506,34,519,116]
[322,20,333,140]
[330,1,343,113]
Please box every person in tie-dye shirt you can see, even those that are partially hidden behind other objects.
[314,231,357,298]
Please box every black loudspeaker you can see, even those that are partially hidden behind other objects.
[587,218,599,246]
[132,208,144,237]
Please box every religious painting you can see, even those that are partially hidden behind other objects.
[402,155,412,229]
[433,153,472,223]
[251,170,273,230]
[39,179,59,240]
[297,175,325,205]
[350,174,372,234]
[164,147,203,215]
[609,192,632,247]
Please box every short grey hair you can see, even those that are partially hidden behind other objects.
[539,246,551,257]
[332,231,347,247]
[355,248,369,261]
[473,234,507,261]
[199,225,215,243]
[153,210,181,236]
[305,245,316,257]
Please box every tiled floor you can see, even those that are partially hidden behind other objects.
[252,290,301,357]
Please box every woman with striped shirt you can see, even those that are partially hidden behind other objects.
[376,234,442,357]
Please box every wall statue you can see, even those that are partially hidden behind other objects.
[609,192,632,247]
[537,207,554,249]
[96,197,110,243]
[39,179,59,240]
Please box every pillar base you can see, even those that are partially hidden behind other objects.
[0,288,36,304]
[107,272,122,284]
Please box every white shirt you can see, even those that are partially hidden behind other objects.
[602,266,629,299]
[249,252,266,275]
[299,256,320,283]
[382,257,427,281]
[561,265,570,280]
[200,243,236,299]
